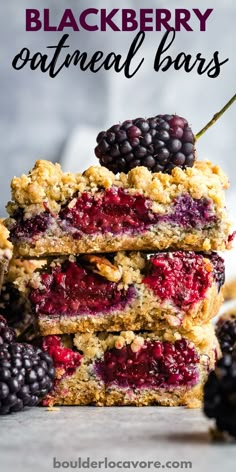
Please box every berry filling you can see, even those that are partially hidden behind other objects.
[95,338,200,389]
[30,261,135,316]
[42,335,82,376]
[59,187,158,236]
[163,194,216,229]
[60,189,215,237]
[10,189,216,241]
[206,253,225,291]
[142,252,212,309]
[10,208,51,240]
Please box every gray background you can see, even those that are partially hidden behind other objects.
[0,0,235,215]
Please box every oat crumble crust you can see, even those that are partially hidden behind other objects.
[5,160,232,256]
[43,325,219,408]
[7,159,229,211]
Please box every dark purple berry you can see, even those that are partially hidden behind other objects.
[95,114,196,174]
[0,342,55,415]
[204,352,236,438]
[216,310,236,354]
[168,139,182,153]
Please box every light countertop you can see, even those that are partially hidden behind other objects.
[0,407,235,472]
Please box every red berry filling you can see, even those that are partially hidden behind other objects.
[10,190,216,242]
[142,252,211,309]
[42,335,82,376]
[30,261,135,316]
[95,338,200,389]
[59,187,157,236]
[60,189,216,237]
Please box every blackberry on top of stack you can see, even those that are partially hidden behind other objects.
[95,114,195,174]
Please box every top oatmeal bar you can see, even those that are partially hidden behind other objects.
[5,159,232,257]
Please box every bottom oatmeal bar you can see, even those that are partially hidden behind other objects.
[42,324,219,408]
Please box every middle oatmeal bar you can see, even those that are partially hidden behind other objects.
[5,159,232,257]
[25,251,225,335]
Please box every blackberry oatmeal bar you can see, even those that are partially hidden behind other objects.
[41,324,219,407]
[26,251,225,335]
[5,159,232,257]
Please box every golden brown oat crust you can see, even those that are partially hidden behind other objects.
[8,159,229,211]
[11,224,231,258]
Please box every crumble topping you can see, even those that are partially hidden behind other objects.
[115,251,145,286]
[73,325,217,361]
[7,160,229,215]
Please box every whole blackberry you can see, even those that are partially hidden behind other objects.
[216,311,236,353]
[0,315,16,345]
[0,342,55,415]
[204,353,236,438]
[95,115,195,174]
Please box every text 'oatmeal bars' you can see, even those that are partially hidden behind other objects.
[24,251,224,336]
[5,159,232,257]
[41,324,219,408]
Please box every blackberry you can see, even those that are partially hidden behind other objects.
[216,311,236,353]
[95,115,195,174]
[203,353,236,438]
[0,342,55,415]
[0,315,16,345]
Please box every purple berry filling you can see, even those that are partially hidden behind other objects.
[10,208,51,240]
[60,189,216,238]
[163,194,216,228]
[95,338,200,390]
[205,253,225,291]
[10,189,216,242]
[30,260,135,317]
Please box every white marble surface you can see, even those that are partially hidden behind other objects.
[0,407,235,472]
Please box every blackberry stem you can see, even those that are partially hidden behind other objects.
[195,93,236,141]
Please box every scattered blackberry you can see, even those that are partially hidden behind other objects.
[0,315,16,345]
[204,353,236,438]
[216,311,236,353]
[95,115,195,174]
[0,342,55,415]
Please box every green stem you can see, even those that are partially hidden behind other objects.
[195,93,236,141]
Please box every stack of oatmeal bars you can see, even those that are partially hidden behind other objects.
[4,158,233,407]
